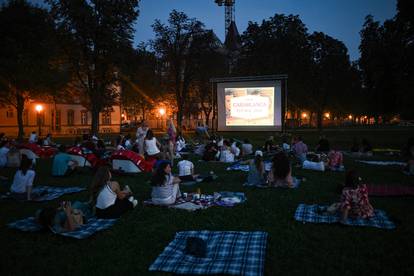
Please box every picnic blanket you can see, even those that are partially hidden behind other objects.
[294,204,396,229]
[1,186,85,201]
[356,160,406,166]
[144,192,246,211]
[8,217,117,239]
[367,184,414,197]
[149,230,268,276]
[244,177,301,188]
[226,161,272,172]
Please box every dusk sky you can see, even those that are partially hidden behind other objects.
[24,0,397,61]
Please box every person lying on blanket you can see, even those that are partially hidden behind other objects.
[151,162,182,205]
[267,152,294,188]
[10,157,37,200]
[36,201,92,233]
[52,145,79,177]
[90,166,138,219]
[327,170,374,223]
[240,150,265,186]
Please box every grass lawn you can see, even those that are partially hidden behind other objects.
[1,128,414,275]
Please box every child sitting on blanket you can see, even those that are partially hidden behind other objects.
[327,147,344,170]
[151,162,182,205]
[36,201,93,233]
[10,157,36,200]
[244,150,265,186]
[90,166,137,219]
[329,170,374,223]
[267,152,294,188]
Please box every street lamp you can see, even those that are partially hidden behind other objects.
[35,104,43,136]
[159,108,166,129]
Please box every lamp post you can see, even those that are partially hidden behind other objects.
[35,104,43,136]
[159,108,166,130]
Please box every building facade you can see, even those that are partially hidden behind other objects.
[0,101,121,137]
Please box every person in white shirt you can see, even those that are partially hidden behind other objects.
[29,131,38,144]
[144,129,161,158]
[231,141,241,158]
[176,133,186,152]
[136,121,149,155]
[10,157,36,200]
[90,167,137,219]
[0,141,10,168]
[43,133,53,146]
[241,139,253,156]
[220,140,235,163]
[177,156,199,182]
[124,134,133,150]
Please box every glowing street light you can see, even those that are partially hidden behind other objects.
[324,112,330,119]
[159,108,166,116]
[35,104,43,112]
[348,115,353,120]
[301,112,308,119]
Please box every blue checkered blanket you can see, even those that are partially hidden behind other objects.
[356,160,406,166]
[149,231,268,276]
[227,161,272,172]
[294,204,396,229]
[1,186,85,201]
[8,216,117,239]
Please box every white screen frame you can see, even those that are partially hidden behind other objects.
[217,80,282,131]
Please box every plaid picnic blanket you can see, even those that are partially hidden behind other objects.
[356,160,406,166]
[149,231,268,276]
[8,216,117,239]
[1,186,85,201]
[227,161,272,172]
[367,184,414,197]
[294,204,396,229]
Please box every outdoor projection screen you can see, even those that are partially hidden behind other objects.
[217,79,283,131]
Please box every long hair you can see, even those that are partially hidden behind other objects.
[254,154,263,173]
[272,152,290,179]
[19,156,32,175]
[145,129,154,140]
[90,166,111,203]
[151,162,170,186]
[344,170,361,189]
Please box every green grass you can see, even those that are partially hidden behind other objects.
[1,129,414,275]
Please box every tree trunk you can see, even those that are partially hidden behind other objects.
[316,110,323,131]
[91,106,100,135]
[16,92,25,141]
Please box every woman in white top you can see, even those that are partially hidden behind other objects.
[151,162,181,205]
[10,157,36,200]
[144,129,161,158]
[136,122,149,155]
[90,167,137,218]
[29,131,38,143]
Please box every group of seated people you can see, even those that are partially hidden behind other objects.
[201,136,254,162]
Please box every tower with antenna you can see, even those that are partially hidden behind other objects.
[215,0,235,37]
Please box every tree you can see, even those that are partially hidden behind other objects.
[47,0,140,134]
[308,32,352,130]
[120,44,162,121]
[0,0,66,139]
[152,10,205,131]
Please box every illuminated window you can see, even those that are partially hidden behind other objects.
[102,112,111,125]
[6,109,13,118]
[67,110,74,126]
[81,110,88,125]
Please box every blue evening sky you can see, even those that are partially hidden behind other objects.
[22,0,397,61]
[134,0,397,61]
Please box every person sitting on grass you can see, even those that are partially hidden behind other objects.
[52,145,78,176]
[177,155,199,182]
[282,137,291,152]
[90,166,137,219]
[219,140,235,163]
[243,150,265,186]
[29,131,38,144]
[202,141,218,161]
[264,136,275,152]
[241,139,253,156]
[43,133,54,146]
[10,157,36,200]
[36,201,93,233]
[176,132,187,153]
[335,170,374,223]
[151,162,182,205]
[230,140,241,158]
[316,135,330,153]
[0,140,10,168]
[267,152,294,188]
[292,136,308,164]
